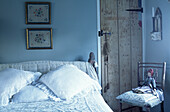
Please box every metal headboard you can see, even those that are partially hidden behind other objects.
[138,62,166,90]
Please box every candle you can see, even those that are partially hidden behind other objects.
[152,7,155,17]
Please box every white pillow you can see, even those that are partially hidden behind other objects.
[0,68,42,106]
[39,64,101,100]
[33,82,60,101]
[11,85,48,103]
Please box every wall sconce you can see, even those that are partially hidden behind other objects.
[151,7,162,40]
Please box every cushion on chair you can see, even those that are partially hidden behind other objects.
[116,90,162,107]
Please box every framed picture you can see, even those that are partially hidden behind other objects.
[26,28,53,49]
[25,2,51,24]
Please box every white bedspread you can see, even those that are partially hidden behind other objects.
[0,91,113,112]
[0,61,113,112]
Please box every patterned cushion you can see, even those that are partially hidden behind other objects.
[116,91,162,107]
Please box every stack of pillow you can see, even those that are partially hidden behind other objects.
[0,64,101,106]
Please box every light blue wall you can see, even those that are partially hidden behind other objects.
[0,0,97,63]
[143,0,170,111]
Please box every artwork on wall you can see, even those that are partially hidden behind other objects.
[26,28,53,49]
[150,7,162,40]
[25,2,51,24]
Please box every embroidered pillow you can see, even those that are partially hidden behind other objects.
[39,65,101,100]
[0,68,41,106]
[11,85,48,103]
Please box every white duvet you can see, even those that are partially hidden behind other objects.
[0,91,113,112]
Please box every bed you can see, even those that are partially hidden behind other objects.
[0,61,113,112]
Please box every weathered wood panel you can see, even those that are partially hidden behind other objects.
[100,0,142,111]
[130,1,142,111]
[100,0,120,111]
[118,0,131,94]
[130,0,142,88]
[118,0,132,111]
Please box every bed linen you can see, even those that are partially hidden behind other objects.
[0,91,112,112]
[0,61,113,112]
[39,64,101,100]
[0,68,41,106]
[0,61,98,81]
[11,85,49,103]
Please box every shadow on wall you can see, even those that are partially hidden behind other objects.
[75,56,85,61]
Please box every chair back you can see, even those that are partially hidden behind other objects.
[138,62,166,91]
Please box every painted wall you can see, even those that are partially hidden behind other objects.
[143,0,170,111]
[0,0,97,63]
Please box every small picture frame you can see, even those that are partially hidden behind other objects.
[26,28,53,49]
[25,2,51,24]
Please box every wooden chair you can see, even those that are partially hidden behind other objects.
[117,62,166,112]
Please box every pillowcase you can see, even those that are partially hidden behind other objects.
[33,82,60,101]
[39,64,101,100]
[0,68,42,106]
[11,85,48,103]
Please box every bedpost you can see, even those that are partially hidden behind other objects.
[162,62,166,91]
[88,52,98,71]
[138,62,140,86]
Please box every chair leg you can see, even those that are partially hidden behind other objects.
[146,107,151,112]
[119,102,122,112]
[161,101,164,112]
[143,106,150,112]
[139,107,142,112]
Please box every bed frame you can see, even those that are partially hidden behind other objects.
[0,61,98,82]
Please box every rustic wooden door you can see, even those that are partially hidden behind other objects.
[100,0,142,111]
